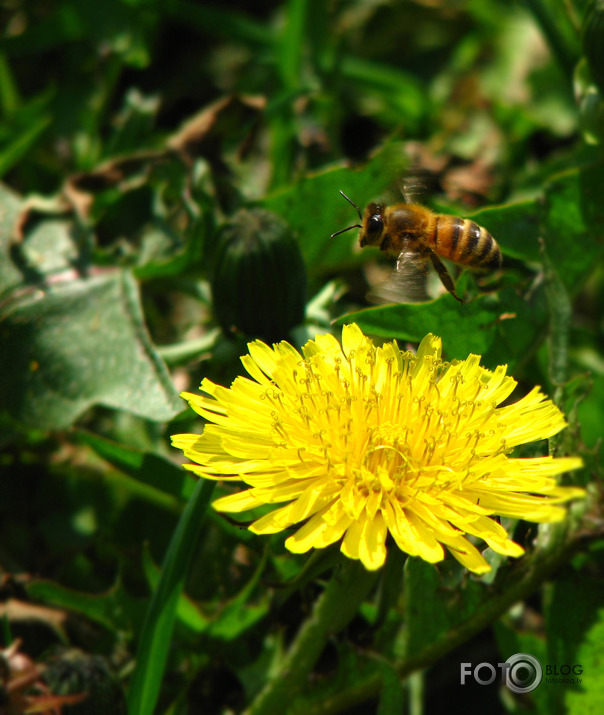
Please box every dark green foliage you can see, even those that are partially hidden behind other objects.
[583,0,604,95]
[0,1,602,714]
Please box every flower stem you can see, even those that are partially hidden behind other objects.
[246,559,379,715]
[542,248,571,406]
[290,528,592,715]
[541,242,572,459]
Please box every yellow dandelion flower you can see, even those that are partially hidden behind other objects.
[172,325,584,574]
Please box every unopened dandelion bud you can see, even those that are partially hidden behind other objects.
[210,208,307,342]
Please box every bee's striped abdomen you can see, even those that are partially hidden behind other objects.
[433,215,502,271]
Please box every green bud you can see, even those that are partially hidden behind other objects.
[211,208,307,342]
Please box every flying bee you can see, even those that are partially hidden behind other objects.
[331,191,502,303]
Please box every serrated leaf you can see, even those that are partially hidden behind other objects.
[26,577,137,636]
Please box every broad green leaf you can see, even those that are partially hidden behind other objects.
[335,293,496,356]
[455,165,604,291]
[1,192,181,427]
[0,268,182,428]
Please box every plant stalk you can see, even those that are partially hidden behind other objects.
[246,559,379,715]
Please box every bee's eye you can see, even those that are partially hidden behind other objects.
[368,214,383,234]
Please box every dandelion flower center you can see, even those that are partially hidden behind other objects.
[172,324,584,574]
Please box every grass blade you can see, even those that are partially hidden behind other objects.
[126,479,215,715]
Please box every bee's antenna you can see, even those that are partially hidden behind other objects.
[339,190,363,221]
[331,224,362,238]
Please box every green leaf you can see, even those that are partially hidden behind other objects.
[404,558,449,655]
[574,373,604,450]
[335,293,496,356]
[267,0,309,188]
[545,571,604,714]
[404,558,486,656]
[493,619,550,713]
[142,544,209,634]
[0,52,20,115]
[26,577,137,636]
[0,114,51,178]
[262,144,408,274]
[541,165,604,292]
[0,268,182,428]
[335,285,545,371]
[340,56,427,128]
[142,540,270,640]
[464,166,604,291]
[470,199,541,262]
[376,661,405,715]
[127,479,215,715]
[0,183,25,293]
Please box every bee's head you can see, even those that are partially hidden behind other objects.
[360,203,385,247]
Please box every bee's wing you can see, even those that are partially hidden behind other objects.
[367,248,433,304]
[398,169,441,205]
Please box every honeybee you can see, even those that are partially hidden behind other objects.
[332,191,502,303]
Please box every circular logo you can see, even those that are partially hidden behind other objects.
[504,653,543,694]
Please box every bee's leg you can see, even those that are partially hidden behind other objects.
[428,251,463,303]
